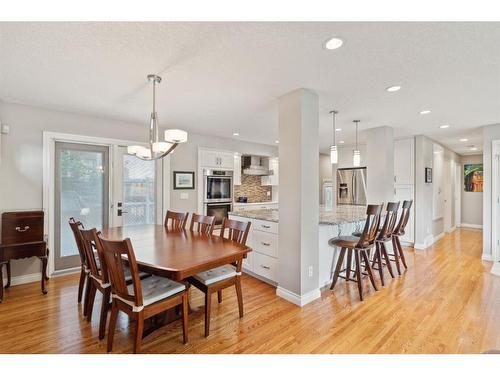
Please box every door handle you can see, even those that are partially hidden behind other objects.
[117,209,128,216]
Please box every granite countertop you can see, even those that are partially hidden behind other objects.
[229,205,367,225]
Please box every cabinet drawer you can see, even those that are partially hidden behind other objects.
[252,219,278,234]
[253,230,278,257]
[253,252,277,282]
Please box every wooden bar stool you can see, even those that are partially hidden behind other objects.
[391,200,413,271]
[329,204,382,301]
[371,202,399,285]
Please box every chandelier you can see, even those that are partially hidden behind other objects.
[127,74,188,160]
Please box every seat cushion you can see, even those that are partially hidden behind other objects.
[194,265,238,285]
[127,275,185,307]
[329,235,360,248]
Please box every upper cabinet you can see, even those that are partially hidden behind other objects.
[394,138,415,185]
[233,152,242,185]
[199,148,235,170]
[261,157,279,186]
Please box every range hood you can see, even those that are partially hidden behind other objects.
[242,155,272,176]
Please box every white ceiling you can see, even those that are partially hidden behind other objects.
[1,22,499,155]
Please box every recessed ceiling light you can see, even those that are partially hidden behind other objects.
[460,138,468,142]
[275,140,279,144]
[439,124,450,129]
[420,110,431,115]
[339,140,345,144]
[335,128,342,132]
[324,37,343,50]
[233,133,239,136]
[386,85,401,92]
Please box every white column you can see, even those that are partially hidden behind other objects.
[365,126,395,204]
[276,88,320,306]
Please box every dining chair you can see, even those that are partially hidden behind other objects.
[97,235,189,353]
[189,213,216,235]
[371,202,399,285]
[329,204,382,301]
[391,200,413,271]
[68,218,90,312]
[189,217,251,337]
[164,210,189,229]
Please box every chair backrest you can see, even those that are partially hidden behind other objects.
[377,201,400,240]
[68,218,87,267]
[189,213,215,235]
[356,204,383,248]
[164,210,189,229]
[80,227,107,284]
[393,200,413,236]
[220,218,251,245]
[97,235,143,308]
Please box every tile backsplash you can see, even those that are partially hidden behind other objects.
[234,175,272,203]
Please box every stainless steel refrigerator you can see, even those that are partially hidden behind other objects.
[337,167,367,205]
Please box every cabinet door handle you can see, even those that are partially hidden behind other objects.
[261,242,271,246]
[15,226,30,232]
[261,225,271,229]
[260,265,270,270]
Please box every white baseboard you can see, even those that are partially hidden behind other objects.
[2,272,41,287]
[52,266,80,277]
[461,223,483,229]
[491,262,500,276]
[276,286,321,307]
[434,232,445,242]
[414,233,445,250]
[482,253,493,261]
[447,226,457,233]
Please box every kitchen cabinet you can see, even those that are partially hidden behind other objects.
[233,152,242,185]
[394,138,414,185]
[199,148,235,169]
[261,157,279,186]
[233,202,278,211]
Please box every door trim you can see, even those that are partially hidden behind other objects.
[491,140,500,263]
[43,131,162,276]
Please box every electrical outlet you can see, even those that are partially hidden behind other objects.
[308,266,313,277]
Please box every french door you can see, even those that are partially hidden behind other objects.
[54,142,109,270]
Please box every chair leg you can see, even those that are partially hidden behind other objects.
[375,244,385,286]
[217,290,223,304]
[330,247,346,290]
[235,278,244,318]
[354,251,363,301]
[395,236,408,269]
[98,288,110,340]
[77,268,86,303]
[362,250,378,291]
[380,242,395,278]
[390,238,402,276]
[133,313,144,354]
[86,283,97,323]
[5,261,11,288]
[83,275,91,316]
[182,293,189,344]
[204,291,212,337]
[107,303,118,353]
[345,249,353,281]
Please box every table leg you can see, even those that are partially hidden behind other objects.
[5,261,11,288]
[44,249,50,280]
[0,262,4,303]
[40,256,48,294]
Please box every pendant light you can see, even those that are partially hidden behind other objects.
[329,110,338,164]
[127,74,188,160]
[353,120,361,167]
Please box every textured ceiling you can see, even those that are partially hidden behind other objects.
[1,22,499,155]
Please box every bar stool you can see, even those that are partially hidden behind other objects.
[371,202,399,285]
[391,200,413,271]
[329,204,382,301]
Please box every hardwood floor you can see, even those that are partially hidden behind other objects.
[0,229,499,354]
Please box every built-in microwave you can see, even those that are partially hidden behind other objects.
[203,169,233,203]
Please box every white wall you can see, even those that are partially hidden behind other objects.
[460,154,483,227]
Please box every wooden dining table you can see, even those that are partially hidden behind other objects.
[100,224,252,281]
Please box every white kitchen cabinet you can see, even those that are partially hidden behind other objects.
[233,202,278,211]
[199,148,235,169]
[261,157,279,186]
[233,152,242,185]
[395,184,415,243]
[394,138,415,185]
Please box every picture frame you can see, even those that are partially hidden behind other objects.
[173,171,195,190]
[425,167,432,183]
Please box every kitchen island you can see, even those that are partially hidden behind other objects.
[229,205,368,288]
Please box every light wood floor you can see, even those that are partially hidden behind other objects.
[0,228,498,354]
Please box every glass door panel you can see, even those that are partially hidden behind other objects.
[54,142,109,270]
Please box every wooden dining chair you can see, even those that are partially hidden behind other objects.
[189,213,216,235]
[391,200,413,271]
[68,218,90,311]
[189,217,251,337]
[371,202,399,285]
[164,210,189,229]
[98,235,189,353]
[329,204,382,301]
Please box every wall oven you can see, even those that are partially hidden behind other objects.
[205,202,232,226]
[203,169,233,203]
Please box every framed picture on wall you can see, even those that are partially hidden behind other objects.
[425,167,432,183]
[173,171,195,190]
[464,164,483,192]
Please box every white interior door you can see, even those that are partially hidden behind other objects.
[111,146,165,227]
[455,161,461,228]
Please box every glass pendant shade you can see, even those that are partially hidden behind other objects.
[152,141,173,153]
[330,145,338,164]
[127,145,141,155]
[353,149,361,167]
[165,129,188,143]
[136,146,152,159]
